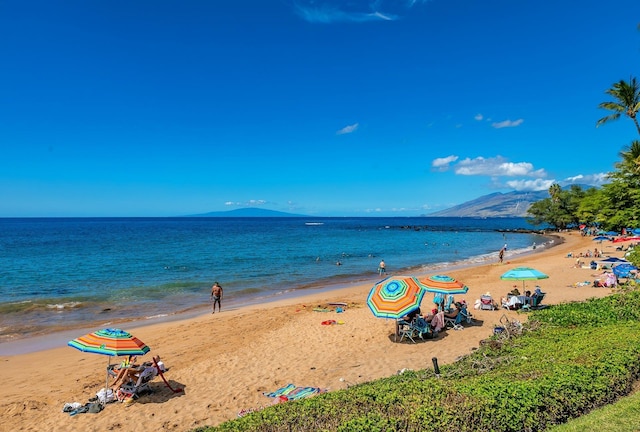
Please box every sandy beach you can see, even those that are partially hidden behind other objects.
[0,231,620,432]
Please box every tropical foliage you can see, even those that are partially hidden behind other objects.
[596,77,640,135]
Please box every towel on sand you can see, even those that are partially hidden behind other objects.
[263,384,326,401]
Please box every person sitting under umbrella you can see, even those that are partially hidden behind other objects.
[109,355,138,386]
[400,307,421,323]
[112,357,161,390]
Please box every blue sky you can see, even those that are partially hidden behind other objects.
[1,0,639,217]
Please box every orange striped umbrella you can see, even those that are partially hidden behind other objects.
[367,276,427,319]
[420,275,469,295]
[68,328,150,356]
[68,328,150,393]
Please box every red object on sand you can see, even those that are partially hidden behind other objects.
[613,236,640,243]
[153,357,184,393]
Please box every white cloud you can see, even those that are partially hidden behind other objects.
[474,113,483,121]
[505,172,609,192]
[295,3,397,23]
[562,173,609,187]
[336,122,359,135]
[293,0,429,24]
[454,156,546,177]
[225,200,267,207]
[506,179,555,191]
[431,155,459,171]
[492,119,524,129]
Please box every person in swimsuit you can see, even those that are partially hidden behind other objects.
[210,281,223,314]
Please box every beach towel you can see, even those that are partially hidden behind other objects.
[263,384,326,401]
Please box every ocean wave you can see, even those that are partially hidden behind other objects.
[46,301,82,310]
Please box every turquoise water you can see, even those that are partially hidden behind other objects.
[0,217,549,344]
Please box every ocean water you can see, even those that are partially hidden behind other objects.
[0,217,550,346]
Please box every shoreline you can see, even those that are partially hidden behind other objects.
[0,234,560,356]
[0,231,615,432]
[0,216,549,346]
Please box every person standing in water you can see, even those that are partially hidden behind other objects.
[378,260,386,276]
[210,281,223,314]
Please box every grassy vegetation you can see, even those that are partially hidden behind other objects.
[547,388,640,432]
[193,290,640,432]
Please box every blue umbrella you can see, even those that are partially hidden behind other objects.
[500,267,549,291]
[597,257,628,264]
[592,236,611,242]
[613,263,638,278]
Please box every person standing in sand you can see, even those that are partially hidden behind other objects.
[498,247,505,264]
[211,281,223,314]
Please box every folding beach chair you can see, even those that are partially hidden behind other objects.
[398,317,431,343]
[117,364,157,399]
[480,294,496,310]
[445,304,473,329]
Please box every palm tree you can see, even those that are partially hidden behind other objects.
[616,140,640,176]
[548,183,562,203]
[596,77,640,135]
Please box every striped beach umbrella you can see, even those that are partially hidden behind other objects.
[68,328,150,357]
[420,274,469,295]
[68,328,150,394]
[367,276,427,320]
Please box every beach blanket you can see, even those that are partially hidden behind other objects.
[263,384,326,401]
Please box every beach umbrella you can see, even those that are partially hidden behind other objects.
[613,263,638,278]
[597,257,628,264]
[500,266,549,292]
[592,236,611,242]
[420,274,469,295]
[367,276,427,320]
[68,328,151,395]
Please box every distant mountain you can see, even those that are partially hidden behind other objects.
[189,208,308,217]
[427,190,549,217]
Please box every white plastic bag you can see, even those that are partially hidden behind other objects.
[96,388,115,404]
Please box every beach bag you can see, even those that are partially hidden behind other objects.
[87,402,103,413]
[96,388,115,404]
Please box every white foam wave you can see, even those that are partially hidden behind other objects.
[145,314,169,319]
[46,301,81,310]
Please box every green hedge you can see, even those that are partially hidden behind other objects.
[196,291,640,432]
